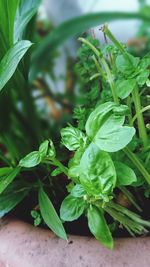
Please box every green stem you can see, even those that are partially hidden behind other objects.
[131,104,150,124]
[124,147,150,184]
[78,37,102,58]
[119,186,142,212]
[102,24,126,54]
[127,96,133,125]
[92,55,105,79]
[132,86,148,147]
[101,58,119,104]
[52,158,68,176]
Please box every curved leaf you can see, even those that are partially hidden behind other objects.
[0,181,29,217]
[114,161,137,186]
[88,206,113,249]
[79,143,116,199]
[39,187,67,240]
[19,151,41,168]
[0,40,32,91]
[0,167,21,194]
[60,194,85,222]
[14,0,41,42]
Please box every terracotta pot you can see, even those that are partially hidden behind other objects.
[0,218,150,267]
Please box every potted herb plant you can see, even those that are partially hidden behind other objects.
[0,0,150,266]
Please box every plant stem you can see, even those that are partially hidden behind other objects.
[124,147,150,184]
[132,86,148,147]
[102,24,126,54]
[119,186,142,212]
[92,55,105,79]
[78,37,102,58]
[101,58,119,104]
[131,104,150,124]
[127,96,133,125]
[52,158,68,176]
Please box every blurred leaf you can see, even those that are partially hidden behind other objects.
[0,0,19,52]
[14,0,41,42]
[0,40,32,91]
[39,187,67,240]
[0,167,21,194]
[0,180,29,217]
[31,11,150,79]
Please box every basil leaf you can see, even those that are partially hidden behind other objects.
[39,187,67,240]
[94,125,135,152]
[39,140,49,157]
[0,40,32,91]
[95,114,125,134]
[60,194,85,221]
[116,53,139,75]
[85,102,116,138]
[19,151,41,168]
[39,139,56,159]
[68,149,84,181]
[61,126,86,151]
[79,143,116,199]
[136,69,149,86]
[113,105,129,116]
[71,184,86,198]
[0,167,21,194]
[115,79,136,99]
[86,102,135,152]
[87,206,113,249]
[114,161,137,186]
[0,181,29,217]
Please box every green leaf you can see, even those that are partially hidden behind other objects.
[39,139,56,159]
[39,187,67,240]
[79,143,116,199]
[61,126,86,151]
[19,151,41,168]
[60,194,86,221]
[0,40,32,91]
[115,79,136,99]
[87,206,113,249]
[113,105,130,116]
[136,69,149,86]
[86,103,135,152]
[31,11,148,79]
[0,180,29,217]
[51,168,62,177]
[0,0,19,51]
[39,140,49,157]
[0,167,21,194]
[68,149,84,182]
[0,167,13,176]
[71,184,86,198]
[86,102,116,138]
[114,161,137,186]
[94,125,135,152]
[116,53,140,75]
[31,210,42,226]
[14,0,41,42]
